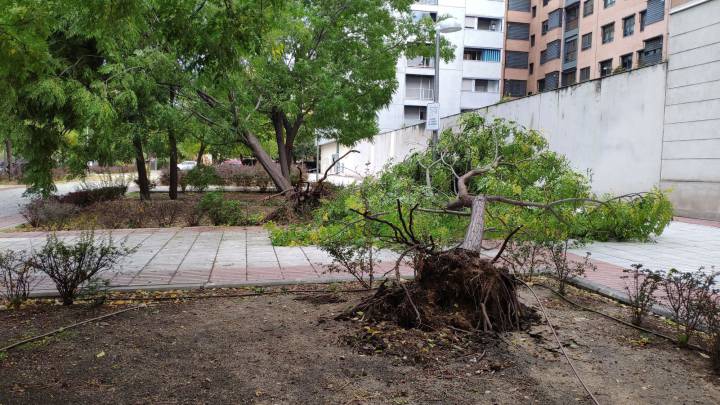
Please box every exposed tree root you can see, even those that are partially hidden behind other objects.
[340,248,535,333]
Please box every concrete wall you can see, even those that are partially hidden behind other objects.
[662,0,720,219]
[321,63,667,197]
[321,2,720,220]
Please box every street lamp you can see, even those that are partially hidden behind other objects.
[431,18,462,146]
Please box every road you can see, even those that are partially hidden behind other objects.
[0,171,159,229]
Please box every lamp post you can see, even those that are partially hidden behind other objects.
[430,18,462,147]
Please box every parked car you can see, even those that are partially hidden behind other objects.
[177,160,197,171]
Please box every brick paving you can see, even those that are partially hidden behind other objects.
[0,227,411,296]
[0,219,717,298]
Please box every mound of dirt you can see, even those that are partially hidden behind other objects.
[341,248,535,332]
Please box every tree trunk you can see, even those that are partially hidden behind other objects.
[132,136,151,201]
[460,195,486,252]
[272,111,291,180]
[168,130,178,200]
[4,138,12,178]
[243,130,292,192]
[196,141,206,166]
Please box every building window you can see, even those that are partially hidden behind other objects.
[603,0,615,8]
[507,22,530,40]
[530,34,535,46]
[405,75,434,100]
[645,0,666,26]
[466,17,503,31]
[537,78,546,92]
[583,0,594,16]
[505,51,529,68]
[601,23,614,44]
[548,9,562,29]
[579,67,591,81]
[620,53,633,70]
[562,69,577,86]
[464,48,502,62]
[462,78,500,93]
[599,59,612,77]
[543,0,549,6]
[581,32,592,50]
[412,11,437,23]
[504,80,527,97]
[532,5,537,17]
[404,106,427,126]
[542,20,549,35]
[640,10,647,31]
[565,5,579,33]
[639,36,663,66]
[508,0,531,12]
[529,62,534,74]
[564,38,578,63]
[540,39,561,64]
[623,15,635,37]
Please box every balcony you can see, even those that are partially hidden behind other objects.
[407,56,434,68]
[460,91,501,110]
[415,0,438,4]
[565,18,578,32]
[405,87,434,101]
[463,29,504,49]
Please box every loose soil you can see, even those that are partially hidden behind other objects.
[1,284,719,404]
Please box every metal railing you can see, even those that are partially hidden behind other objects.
[565,18,578,32]
[407,56,434,68]
[405,87,434,100]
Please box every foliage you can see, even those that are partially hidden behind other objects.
[272,116,672,251]
[0,250,35,308]
[662,268,717,346]
[544,240,596,296]
[57,185,128,207]
[182,165,223,192]
[20,198,78,229]
[197,192,262,226]
[146,200,184,227]
[29,231,137,305]
[621,264,663,326]
[319,177,381,289]
[498,239,546,280]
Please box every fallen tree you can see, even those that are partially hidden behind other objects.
[325,115,673,333]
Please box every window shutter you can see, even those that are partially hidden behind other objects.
[548,9,562,29]
[645,0,665,25]
[504,80,527,97]
[545,71,560,90]
[507,22,530,40]
[508,0,531,12]
[505,51,529,68]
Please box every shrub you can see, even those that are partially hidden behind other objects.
[91,200,149,229]
[499,240,546,280]
[197,192,261,226]
[29,231,137,305]
[0,250,35,308]
[20,198,79,229]
[703,294,720,372]
[184,201,204,227]
[544,240,596,296]
[146,200,183,227]
[183,165,222,192]
[57,185,128,207]
[620,264,663,326]
[662,268,716,346]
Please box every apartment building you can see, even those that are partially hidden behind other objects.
[502,0,670,96]
[377,0,507,132]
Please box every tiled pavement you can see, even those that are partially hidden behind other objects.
[0,227,412,296]
[0,219,718,298]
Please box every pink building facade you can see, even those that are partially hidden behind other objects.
[502,0,670,96]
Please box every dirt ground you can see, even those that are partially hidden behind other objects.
[1,284,719,404]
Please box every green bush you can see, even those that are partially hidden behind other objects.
[182,165,222,192]
[198,192,262,226]
[58,185,128,207]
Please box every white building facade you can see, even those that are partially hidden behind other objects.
[378,0,507,132]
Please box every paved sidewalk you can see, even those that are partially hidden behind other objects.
[0,227,410,296]
[0,219,718,298]
[570,220,720,295]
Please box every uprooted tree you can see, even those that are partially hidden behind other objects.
[304,115,673,332]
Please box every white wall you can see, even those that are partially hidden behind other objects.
[662,0,720,219]
[322,63,668,197]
